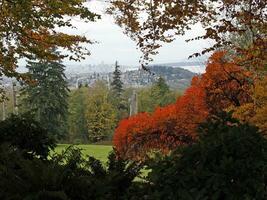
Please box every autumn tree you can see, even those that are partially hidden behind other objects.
[109,0,266,71]
[86,81,116,142]
[199,51,253,114]
[113,50,260,159]
[114,82,208,159]
[0,0,99,80]
[231,76,267,135]
[67,86,89,143]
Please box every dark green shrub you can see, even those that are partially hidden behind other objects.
[62,147,142,200]
[0,144,69,200]
[147,114,267,200]
[0,146,142,200]
[0,114,56,159]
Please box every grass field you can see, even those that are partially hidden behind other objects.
[53,144,149,180]
[53,144,113,163]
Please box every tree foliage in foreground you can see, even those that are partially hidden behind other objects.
[109,0,266,71]
[0,146,142,200]
[147,113,267,200]
[0,0,100,80]
[231,76,267,135]
[0,114,55,159]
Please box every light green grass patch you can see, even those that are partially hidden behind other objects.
[53,144,148,181]
[53,144,113,163]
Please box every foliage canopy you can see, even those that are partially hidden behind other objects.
[0,0,99,80]
[109,0,266,70]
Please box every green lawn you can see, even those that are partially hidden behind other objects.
[53,144,148,181]
[53,144,113,163]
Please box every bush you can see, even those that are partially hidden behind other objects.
[146,114,267,199]
[0,146,142,200]
[0,114,56,159]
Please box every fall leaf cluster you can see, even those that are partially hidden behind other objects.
[0,0,100,80]
[109,0,266,70]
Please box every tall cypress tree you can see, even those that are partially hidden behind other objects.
[22,60,69,139]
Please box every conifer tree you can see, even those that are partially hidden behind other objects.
[138,77,176,113]
[151,77,170,106]
[22,60,69,139]
[111,61,123,98]
[110,61,128,120]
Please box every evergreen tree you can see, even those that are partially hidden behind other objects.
[138,77,177,113]
[110,61,128,121]
[111,61,123,98]
[22,61,69,139]
[151,76,174,107]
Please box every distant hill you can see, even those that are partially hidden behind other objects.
[121,65,196,90]
[150,61,206,74]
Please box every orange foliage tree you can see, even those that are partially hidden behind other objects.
[199,51,253,114]
[232,76,267,135]
[114,83,209,159]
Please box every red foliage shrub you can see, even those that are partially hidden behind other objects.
[114,84,208,159]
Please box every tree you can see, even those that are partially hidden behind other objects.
[0,113,55,159]
[67,87,89,143]
[86,81,116,142]
[150,77,176,107]
[199,51,253,114]
[147,114,267,199]
[138,77,177,113]
[114,82,208,160]
[110,61,128,121]
[231,76,267,135]
[109,0,266,71]
[22,61,69,139]
[0,0,99,80]
[111,61,124,98]
[137,87,155,113]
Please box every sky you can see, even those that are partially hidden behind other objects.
[61,0,211,68]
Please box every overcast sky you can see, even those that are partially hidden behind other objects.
[60,0,211,68]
